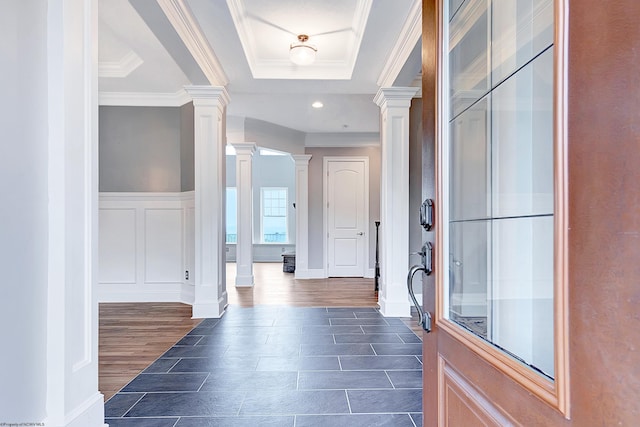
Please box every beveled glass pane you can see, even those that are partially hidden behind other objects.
[449,0,466,20]
[490,216,554,377]
[492,0,554,84]
[449,221,490,338]
[491,48,554,218]
[449,0,490,117]
[450,97,490,221]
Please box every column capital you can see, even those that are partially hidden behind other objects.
[291,154,312,165]
[184,85,230,107]
[231,143,257,155]
[374,87,419,108]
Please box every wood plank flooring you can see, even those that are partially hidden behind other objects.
[99,262,419,401]
[226,262,379,307]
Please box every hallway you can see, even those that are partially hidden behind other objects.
[102,263,423,426]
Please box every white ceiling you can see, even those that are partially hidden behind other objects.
[98,0,422,135]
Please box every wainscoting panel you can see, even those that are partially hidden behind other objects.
[144,208,183,284]
[98,192,194,303]
[99,208,137,284]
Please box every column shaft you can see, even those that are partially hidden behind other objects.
[233,143,256,286]
[374,87,419,317]
[292,155,312,278]
[186,85,230,318]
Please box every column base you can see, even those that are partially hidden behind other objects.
[235,274,254,287]
[378,295,411,317]
[45,391,105,427]
[192,293,227,318]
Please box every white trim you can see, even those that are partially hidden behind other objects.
[99,90,191,107]
[98,287,187,303]
[292,155,312,279]
[157,0,228,86]
[378,294,411,318]
[304,132,380,148]
[365,268,375,279]
[294,269,328,279]
[192,295,227,319]
[41,391,105,427]
[377,0,422,87]
[260,186,289,244]
[98,50,143,78]
[226,0,371,80]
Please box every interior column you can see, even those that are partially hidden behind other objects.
[374,87,419,317]
[292,154,312,279]
[232,143,256,287]
[185,85,230,318]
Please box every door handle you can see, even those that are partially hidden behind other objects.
[407,242,433,332]
[357,232,364,236]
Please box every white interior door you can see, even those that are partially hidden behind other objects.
[326,158,368,277]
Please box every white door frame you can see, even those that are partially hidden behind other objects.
[323,156,370,277]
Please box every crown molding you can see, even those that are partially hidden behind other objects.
[376,0,422,87]
[157,0,229,86]
[98,90,191,107]
[98,50,143,78]
[304,132,380,148]
[226,0,372,80]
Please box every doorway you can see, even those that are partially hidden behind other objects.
[324,157,369,277]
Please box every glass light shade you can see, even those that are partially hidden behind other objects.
[290,39,317,66]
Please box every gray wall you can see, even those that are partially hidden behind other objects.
[99,105,196,192]
[180,102,195,191]
[306,146,381,270]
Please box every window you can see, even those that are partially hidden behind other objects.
[226,187,237,243]
[443,0,555,377]
[261,187,288,243]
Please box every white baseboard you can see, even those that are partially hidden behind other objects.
[192,295,227,319]
[295,268,327,279]
[378,295,412,317]
[98,283,190,304]
[44,391,104,427]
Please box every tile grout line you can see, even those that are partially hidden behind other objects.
[344,389,353,414]
[196,371,210,392]
[120,392,147,418]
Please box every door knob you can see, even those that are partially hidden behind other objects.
[357,232,364,236]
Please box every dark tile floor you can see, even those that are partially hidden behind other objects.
[105,306,423,427]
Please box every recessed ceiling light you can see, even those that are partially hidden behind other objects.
[312,101,323,109]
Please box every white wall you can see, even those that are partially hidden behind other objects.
[0,1,49,420]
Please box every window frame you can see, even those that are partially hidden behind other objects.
[434,0,570,416]
[225,187,237,244]
[260,187,289,244]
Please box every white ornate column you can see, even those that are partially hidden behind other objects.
[232,143,256,286]
[374,87,419,317]
[44,0,105,425]
[292,154,312,279]
[185,85,230,318]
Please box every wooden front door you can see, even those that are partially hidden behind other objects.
[420,0,640,425]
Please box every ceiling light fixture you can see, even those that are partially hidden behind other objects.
[290,34,317,66]
[312,101,323,108]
